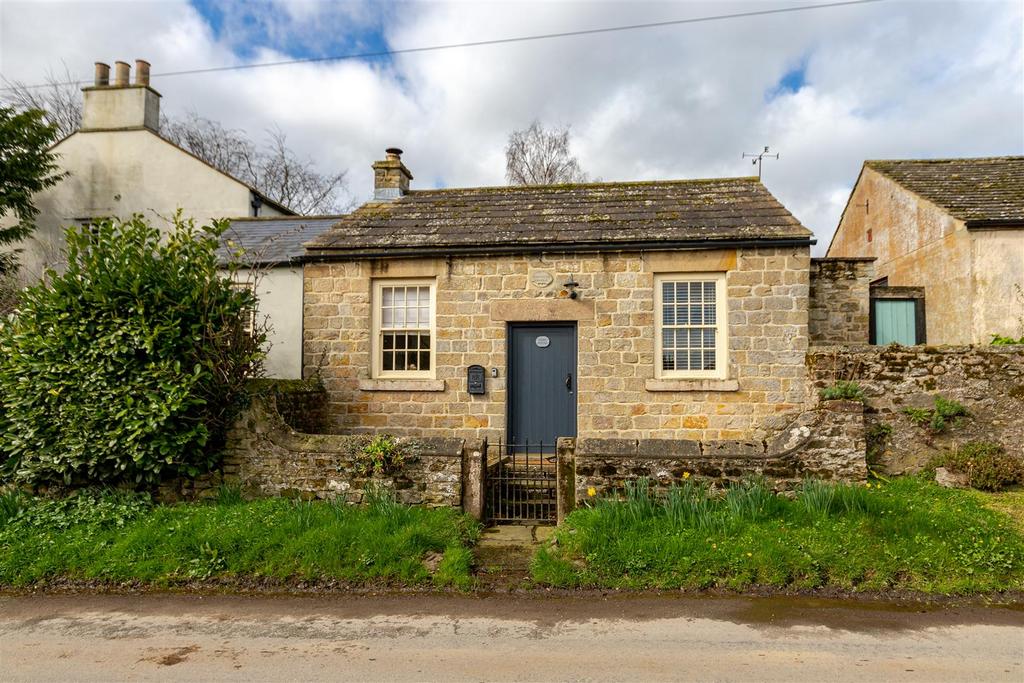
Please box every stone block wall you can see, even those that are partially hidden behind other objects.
[168,396,469,506]
[808,345,1024,473]
[303,246,810,443]
[809,258,874,344]
[250,379,329,433]
[569,400,867,497]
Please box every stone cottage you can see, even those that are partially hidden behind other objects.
[303,149,816,447]
[827,156,1024,345]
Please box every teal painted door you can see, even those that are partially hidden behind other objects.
[508,324,577,450]
[874,300,917,345]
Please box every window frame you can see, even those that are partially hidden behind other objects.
[229,279,258,337]
[654,272,729,380]
[371,278,437,380]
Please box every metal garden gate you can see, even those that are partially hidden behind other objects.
[485,440,557,524]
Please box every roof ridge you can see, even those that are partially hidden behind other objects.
[405,176,762,195]
[865,156,1024,165]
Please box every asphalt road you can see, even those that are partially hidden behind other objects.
[0,593,1021,682]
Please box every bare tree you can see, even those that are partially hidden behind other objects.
[505,121,589,186]
[2,74,350,214]
[1,65,82,139]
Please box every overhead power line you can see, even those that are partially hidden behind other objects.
[1,0,885,92]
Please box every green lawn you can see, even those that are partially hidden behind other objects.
[533,477,1024,594]
[0,487,479,589]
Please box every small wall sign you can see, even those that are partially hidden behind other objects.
[535,335,550,348]
[530,271,554,288]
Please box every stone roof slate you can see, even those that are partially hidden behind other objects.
[865,156,1024,226]
[220,216,342,265]
[306,177,812,257]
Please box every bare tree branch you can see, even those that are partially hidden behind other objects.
[505,120,589,186]
[1,74,351,215]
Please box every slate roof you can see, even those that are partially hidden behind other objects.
[305,177,813,258]
[220,216,343,265]
[865,156,1024,227]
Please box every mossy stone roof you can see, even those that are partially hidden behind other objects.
[305,177,812,257]
[866,157,1024,226]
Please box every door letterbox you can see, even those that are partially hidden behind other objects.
[467,364,486,395]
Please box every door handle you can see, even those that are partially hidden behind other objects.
[565,373,573,392]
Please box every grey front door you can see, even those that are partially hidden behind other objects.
[507,323,577,448]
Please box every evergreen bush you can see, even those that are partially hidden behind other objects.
[0,214,264,486]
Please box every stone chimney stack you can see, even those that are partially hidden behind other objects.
[81,58,161,133]
[372,148,413,200]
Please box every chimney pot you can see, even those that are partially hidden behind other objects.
[372,147,413,200]
[113,61,130,86]
[134,60,150,86]
[94,62,110,87]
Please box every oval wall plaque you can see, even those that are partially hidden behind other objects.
[530,271,554,287]
[535,335,550,348]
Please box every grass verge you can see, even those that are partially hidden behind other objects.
[0,487,479,588]
[533,477,1024,594]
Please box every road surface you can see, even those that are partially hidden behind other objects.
[0,593,1021,681]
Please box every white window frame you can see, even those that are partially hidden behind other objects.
[654,272,729,380]
[371,278,437,379]
[229,279,258,336]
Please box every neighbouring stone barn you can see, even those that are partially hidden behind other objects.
[302,149,818,449]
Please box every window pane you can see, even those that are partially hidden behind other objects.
[418,306,430,328]
[663,282,675,304]
[663,305,675,326]
[407,334,418,350]
[382,287,395,307]
[689,305,702,325]
[419,351,430,371]
[662,328,674,349]
[383,334,394,350]
[418,287,430,304]
[676,282,689,303]
[420,333,430,350]
[703,328,715,347]
[662,351,674,371]
[382,307,393,327]
[408,353,419,371]
[677,351,689,370]
[690,282,702,302]
[395,352,406,371]
[703,350,716,370]
[704,281,716,300]
[704,304,716,325]
[689,350,702,369]
[408,307,418,326]
[395,334,406,350]
[383,352,394,371]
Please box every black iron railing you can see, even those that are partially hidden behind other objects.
[485,440,557,525]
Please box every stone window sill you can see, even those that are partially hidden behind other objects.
[645,378,740,392]
[359,379,446,392]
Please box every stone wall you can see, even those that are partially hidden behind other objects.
[568,400,867,497]
[303,246,810,443]
[808,345,1024,473]
[164,396,469,506]
[809,258,874,344]
[256,379,330,433]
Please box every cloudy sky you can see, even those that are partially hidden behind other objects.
[2,0,1021,252]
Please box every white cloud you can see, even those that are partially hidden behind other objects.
[1,0,1021,253]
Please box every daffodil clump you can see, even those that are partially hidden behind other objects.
[533,476,1024,594]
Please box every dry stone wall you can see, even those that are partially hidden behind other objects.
[570,400,867,497]
[809,258,874,344]
[303,246,810,443]
[808,345,1024,473]
[167,396,468,506]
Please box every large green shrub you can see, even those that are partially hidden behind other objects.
[928,442,1024,492]
[0,214,265,486]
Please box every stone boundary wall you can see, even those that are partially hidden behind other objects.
[565,400,867,498]
[249,379,329,434]
[809,258,874,345]
[808,344,1024,473]
[164,396,471,507]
